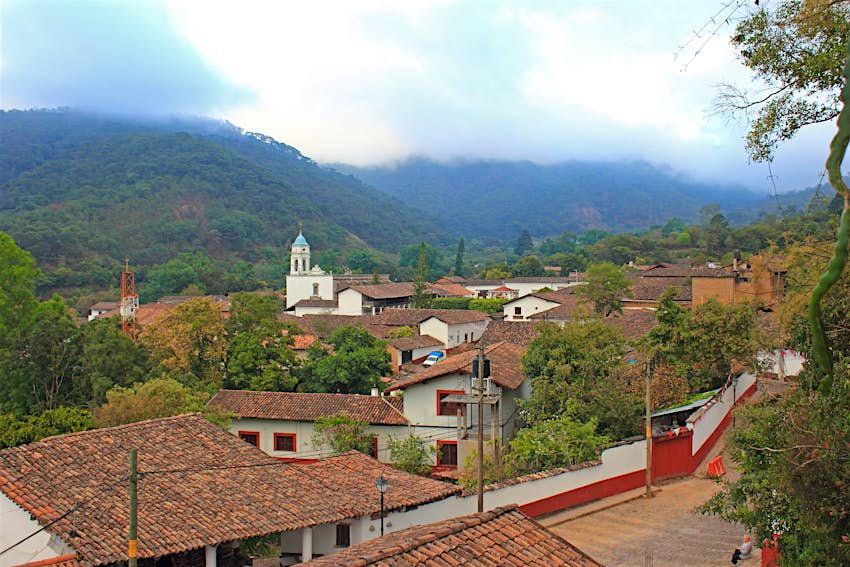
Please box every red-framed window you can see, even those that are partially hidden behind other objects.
[238,431,260,448]
[274,433,296,452]
[368,437,379,460]
[437,440,458,467]
[514,306,522,315]
[436,390,465,416]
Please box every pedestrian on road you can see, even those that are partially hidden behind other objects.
[731,534,752,564]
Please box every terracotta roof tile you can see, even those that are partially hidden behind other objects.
[386,341,527,392]
[12,554,82,567]
[344,283,415,300]
[292,298,338,308]
[208,390,407,425]
[603,309,658,341]
[479,321,541,347]
[388,334,443,351]
[629,277,691,302]
[296,505,602,566]
[0,415,458,566]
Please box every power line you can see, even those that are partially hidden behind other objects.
[0,476,129,558]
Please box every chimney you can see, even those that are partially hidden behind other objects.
[371,387,380,397]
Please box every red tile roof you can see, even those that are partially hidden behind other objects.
[12,554,82,567]
[479,321,541,346]
[386,341,527,392]
[388,334,443,351]
[628,277,691,302]
[296,504,602,566]
[292,298,338,308]
[427,281,475,297]
[208,390,407,425]
[603,309,658,341]
[343,283,415,300]
[0,415,459,566]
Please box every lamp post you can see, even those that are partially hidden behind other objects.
[375,475,388,536]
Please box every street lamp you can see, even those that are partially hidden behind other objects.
[375,475,388,536]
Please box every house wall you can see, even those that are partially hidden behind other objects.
[691,277,736,306]
[225,418,408,463]
[502,296,558,321]
[285,274,334,309]
[420,319,488,349]
[506,281,574,297]
[336,289,364,316]
[399,375,464,465]
[293,304,337,316]
[0,492,74,566]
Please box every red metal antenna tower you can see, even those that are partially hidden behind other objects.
[120,259,139,341]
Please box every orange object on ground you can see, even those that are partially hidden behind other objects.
[707,456,726,477]
[761,534,780,566]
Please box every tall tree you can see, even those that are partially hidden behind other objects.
[454,237,465,277]
[298,326,391,394]
[574,262,632,317]
[514,229,533,256]
[411,242,432,308]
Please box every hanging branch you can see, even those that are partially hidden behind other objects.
[808,40,850,393]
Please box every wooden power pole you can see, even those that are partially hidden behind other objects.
[128,448,138,567]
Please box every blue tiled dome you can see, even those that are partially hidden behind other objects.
[293,232,309,247]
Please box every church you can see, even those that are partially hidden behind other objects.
[284,231,334,309]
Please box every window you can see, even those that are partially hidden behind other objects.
[238,431,259,448]
[437,441,458,467]
[368,437,379,460]
[335,524,351,547]
[436,390,465,416]
[274,433,296,452]
[514,306,522,315]
[464,332,468,342]
[312,283,320,295]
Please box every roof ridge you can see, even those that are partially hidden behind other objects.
[35,413,202,444]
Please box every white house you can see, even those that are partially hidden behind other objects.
[385,341,530,469]
[419,311,489,350]
[285,232,334,309]
[207,390,410,463]
[336,283,415,316]
[502,287,582,322]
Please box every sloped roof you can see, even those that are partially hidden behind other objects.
[208,390,407,425]
[293,232,309,246]
[88,301,119,312]
[388,334,443,351]
[629,277,691,302]
[296,504,601,566]
[386,341,527,392]
[372,308,488,327]
[603,309,658,341]
[291,298,338,308]
[13,554,83,567]
[0,415,459,566]
[506,276,577,284]
[528,290,583,320]
[479,321,541,347]
[342,283,414,300]
[640,264,693,277]
[428,280,475,297]
[422,310,489,325]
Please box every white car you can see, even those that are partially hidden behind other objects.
[422,351,445,367]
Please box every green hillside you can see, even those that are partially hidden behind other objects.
[333,157,765,239]
[0,109,442,300]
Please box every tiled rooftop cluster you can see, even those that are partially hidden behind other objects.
[0,415,459,566]
[296,504,602,566]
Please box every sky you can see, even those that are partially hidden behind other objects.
[0,0,839,192]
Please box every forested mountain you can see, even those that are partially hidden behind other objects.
[333,157,765,240]
[0,109,442,298]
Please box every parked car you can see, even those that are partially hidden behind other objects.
[422,351,445,367]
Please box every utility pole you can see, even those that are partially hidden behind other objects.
[644,359,653,498]
[476,343,484,513]
[128,448,138,567]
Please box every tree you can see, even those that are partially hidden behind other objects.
[298,326,391,394]
[411,242,432,308]
[512,255,547,277]
[704,213,731,257]
[514,229,533,256]
[454,237,465,276]
[311,413,372,456]
[717,0,850,162]
[481,264,511,280]
[520,320,639,439]
[0,407,94,449]
[387,433,434,475]
[574,262,632,316]
[226,292,282,335]
[79,318,151,406]
[226,327,299,392]
[644,291,760,391]
[140,297,227,390]
[347,250,376,274]
[504,411,609,476]
[92,378,231,428]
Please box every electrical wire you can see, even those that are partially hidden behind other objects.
[0,476,129,558]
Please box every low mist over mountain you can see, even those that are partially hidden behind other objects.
[332,158,764,240]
